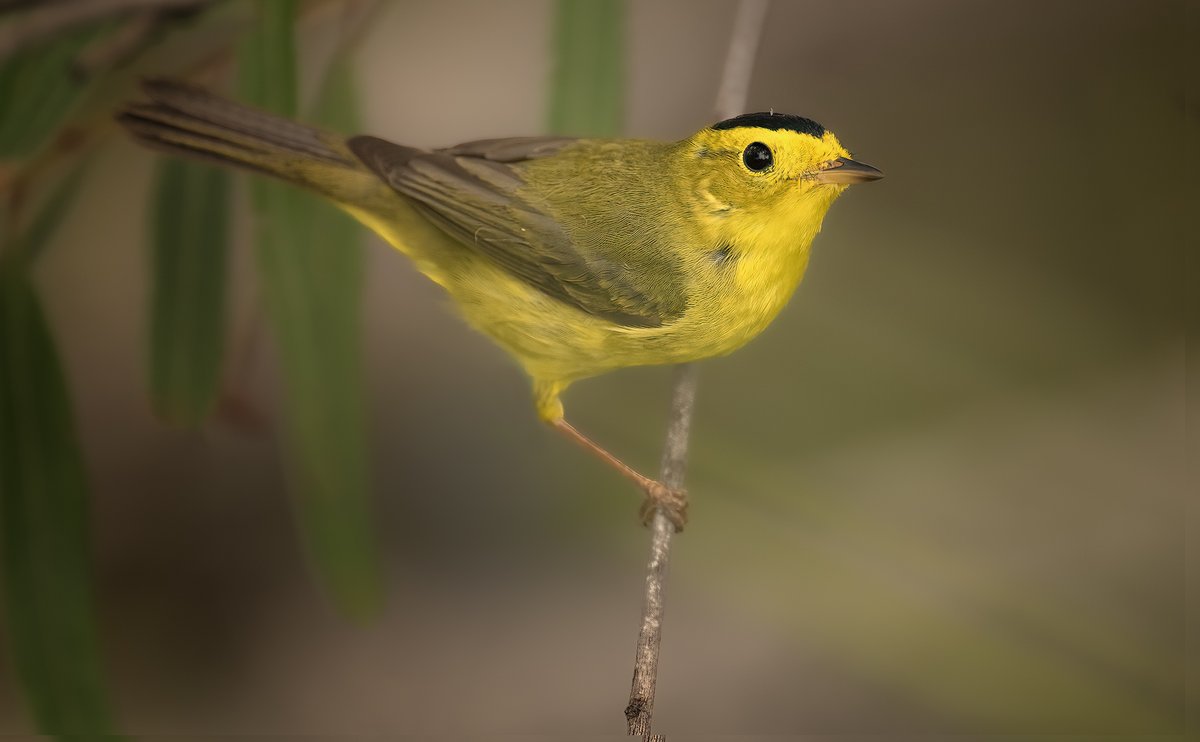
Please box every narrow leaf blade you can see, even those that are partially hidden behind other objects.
[0,271,118,737]
[148,159,231,427]
[237,0,298,118]
[239,1,381,617]
[549,0,626,136]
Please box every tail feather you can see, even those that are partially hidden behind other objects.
[118,78,361,194]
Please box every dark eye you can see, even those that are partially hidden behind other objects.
[743,142,773,172]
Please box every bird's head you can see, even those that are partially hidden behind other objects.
[680,112,882,249]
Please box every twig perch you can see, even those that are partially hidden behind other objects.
[623,1,770,738]
[624,363,697,739]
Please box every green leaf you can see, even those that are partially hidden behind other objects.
[257,182,380,619]
[238,1,381,618]
[237,0,298,118]
[548,0,625,136]
[0,270,118,738]
[148,159,231,427]
[0,21,110,159]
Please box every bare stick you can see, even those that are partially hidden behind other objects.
[625,363,698,739]
[624,3,770,737]
[0,0,210,64]
[69,8,160,79]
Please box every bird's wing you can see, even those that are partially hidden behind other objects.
[347,135,682,328]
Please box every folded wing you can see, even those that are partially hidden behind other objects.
[348,135,684,328]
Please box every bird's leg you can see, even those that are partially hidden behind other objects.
[550,418,688,531]
[534,381,688,530]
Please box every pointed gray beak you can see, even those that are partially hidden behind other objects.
[812,157,884,185]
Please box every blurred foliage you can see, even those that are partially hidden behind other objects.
[237,0,380,618]
[0,212,114,737]
[148,159,231,426]
[0,0,382,734]
[0,12,119,738]
[0,21,109,159]
[549,0,625,136]
[238,0,297,118]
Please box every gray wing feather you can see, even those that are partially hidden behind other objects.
[347,135,670,327]
[441,136,578,162]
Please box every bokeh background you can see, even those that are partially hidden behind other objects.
[0,0,1193,738]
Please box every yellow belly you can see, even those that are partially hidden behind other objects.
[342,199,813,390]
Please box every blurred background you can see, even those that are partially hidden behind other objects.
[0,0,1193,738]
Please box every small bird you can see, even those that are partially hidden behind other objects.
[119,80,882,530]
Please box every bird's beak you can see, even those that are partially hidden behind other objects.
[812,157,884,185]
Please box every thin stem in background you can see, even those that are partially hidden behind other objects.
[624,0,770,738]
[0,0,212,64]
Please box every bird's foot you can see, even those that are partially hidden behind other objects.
[638,480,688,532]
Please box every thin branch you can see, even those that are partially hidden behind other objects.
[69,7,160,79]
[624,2,770,738]
[715,0,771,121]
[625,364,698,739]
[0,0,210,64]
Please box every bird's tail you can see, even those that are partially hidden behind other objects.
[118,78,369,202]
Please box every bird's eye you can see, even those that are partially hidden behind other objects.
[743,142,773,172]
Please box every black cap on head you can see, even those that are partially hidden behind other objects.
[712,112,826,139]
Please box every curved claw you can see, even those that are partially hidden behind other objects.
[639,480,689,532]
